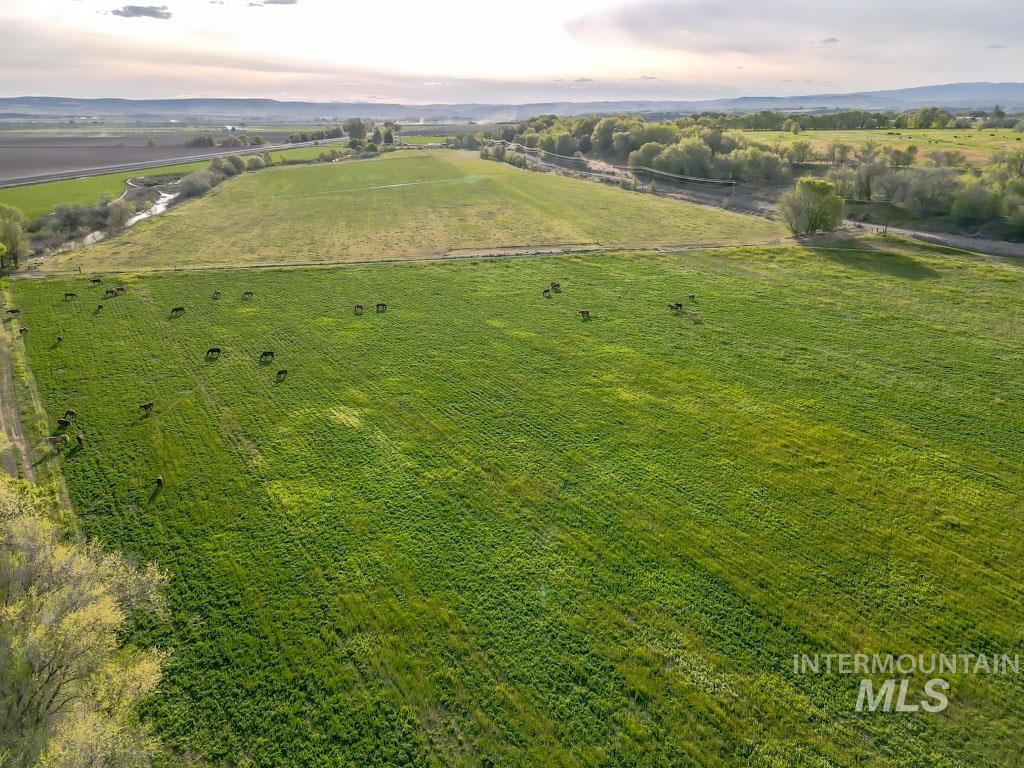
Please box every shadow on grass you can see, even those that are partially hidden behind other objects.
[823,247,940,280]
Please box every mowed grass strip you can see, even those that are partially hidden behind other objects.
[7,245,1024,767]
[41,151,784,272]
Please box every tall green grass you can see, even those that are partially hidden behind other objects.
[8,245,1023,766]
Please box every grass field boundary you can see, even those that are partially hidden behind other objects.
[16,238,791,278]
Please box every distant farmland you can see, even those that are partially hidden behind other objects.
[0,144,350,218]
[736,127,1024,165]
[8,244,1023,766]
[40,151,783,273]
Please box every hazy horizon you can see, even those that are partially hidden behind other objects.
[3,0,1021,104]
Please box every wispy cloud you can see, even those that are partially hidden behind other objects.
[110,5,172,19]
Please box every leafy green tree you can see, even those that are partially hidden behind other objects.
[106,199,134,234]
[343,118,366,140]
[0,204,29,269]
[778,178,845,236]
[0,477,166,768]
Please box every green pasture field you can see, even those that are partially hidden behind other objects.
[399,135,452,145]
[0,144,352,218]
[0,161,208,218]
[736,127,1023,165]
[6,243,1023,766]
[39,151,783,272]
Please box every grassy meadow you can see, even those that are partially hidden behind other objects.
[39,151,783,273]
[736,127,1023,165]
[0,161,210,218]
[6,242,1024,767]
[0,144,352,218]
[399,135,453,145]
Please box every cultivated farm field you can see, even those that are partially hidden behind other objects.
[736,127,1024,165]
[6,243,1024,766]
[40,151,783,272]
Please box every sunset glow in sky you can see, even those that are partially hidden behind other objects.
[2,0,1020,103]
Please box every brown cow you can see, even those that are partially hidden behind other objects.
[212,290,222,299]
[64,409,78,421]
[6,308,20,315]
[276,369,288,382]
[551,282,562,292]
[354,304,364,314]
[115,286,126,295]
[64,292,77,300]
[140,401,155,413]
[76,433,85,447]
[105,289,118,298]
[668,302,683,314]
[57,418,71,429]
[18,327,27,336]
[688,293,697,302]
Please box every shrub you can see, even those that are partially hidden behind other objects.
[778,178,845,237]
[951,184,1001,224]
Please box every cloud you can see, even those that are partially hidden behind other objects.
[633,75,658,80]
[987,43,1006,49]
[110,5,172,19]
[565,0,1024,60]
[248,0,299,5]
[573,77,593,82]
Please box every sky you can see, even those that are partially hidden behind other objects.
[1,0,1021,104]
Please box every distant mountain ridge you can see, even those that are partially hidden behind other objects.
[2,82,1022,122]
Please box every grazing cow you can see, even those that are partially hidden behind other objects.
[18,327,27,336]
[57,418,71,430]
[206,347,221,359]
[212,290,222,299]
[579,309,591,320]
[64,292,77,300]
[46,434,70,447]
[6,308,20,315]
[90,278,103,285]
[56,335,63,345]
[140,401,155,413]
[543,288,551,298]
[170,306,185,316]
[76,433,85,447]
[155,476,164,488]
[242,290,254,300]
[96,304,104,312]
[276,369,288,382]
[105,289,118,298]
[688,293,697,302]
[354,304,364,315]
[115,287,126,295]
[64,409,77,421]
[259,351,274,363]
[668,302,683,314]
[376,303,387,313]
[551,282,561,292]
